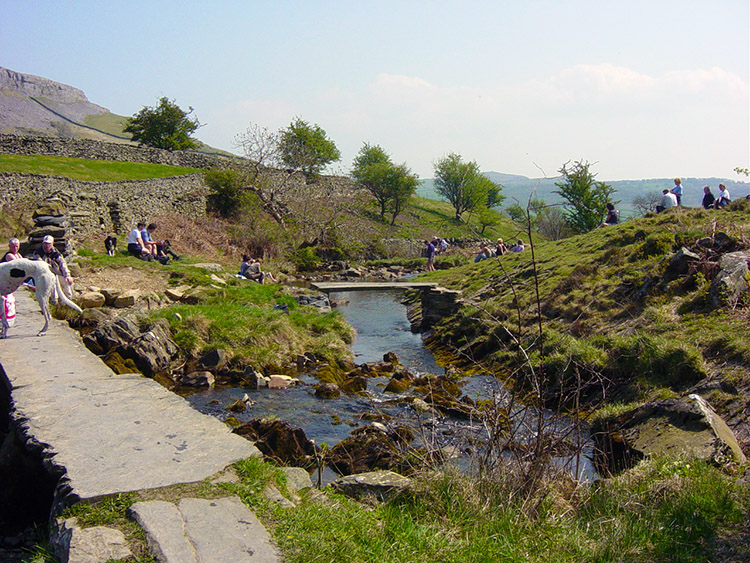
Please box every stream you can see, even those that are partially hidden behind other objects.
[186,289,595,481]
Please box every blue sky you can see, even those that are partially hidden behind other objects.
[1,1,748,180]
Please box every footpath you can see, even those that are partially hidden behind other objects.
[0,290,282,562]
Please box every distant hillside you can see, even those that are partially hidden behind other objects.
[0,66,229,156]
[419,172,750,215]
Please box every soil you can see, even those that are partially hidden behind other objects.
[74,264,169,296]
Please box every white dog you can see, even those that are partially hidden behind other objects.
[0,258,82,338]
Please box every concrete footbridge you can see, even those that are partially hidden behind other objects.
[310,281,439,292]
[0,290,281,562]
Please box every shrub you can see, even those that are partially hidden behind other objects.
[292,247,322,271]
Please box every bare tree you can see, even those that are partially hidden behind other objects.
[632,191,661,216]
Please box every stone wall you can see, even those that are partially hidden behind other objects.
[0,172,206,235]
[0,133,238,169]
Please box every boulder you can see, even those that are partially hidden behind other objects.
[326,425,412,476]
[179,371,215,388]
[314,383,341,399]
[200,349,229,371]
[280,467,313,493]
[709,251,750,308]
[664,247,701,281]
[100,287,122,306]
[384,369,413,393]
[79,291,106,309]
[269,375,298,389]
[241,367,269,389]
[113,289,140,308]
[233,419,317,468]
[165,285,192,301]
[339,375,367,394]
[594,395,747,473]
[331,470,411,503]
[83,316,179,377]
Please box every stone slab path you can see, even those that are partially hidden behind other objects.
[1,290,281,561]
[130,496,281,563]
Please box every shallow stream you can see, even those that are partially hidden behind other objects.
[186,288,595,480]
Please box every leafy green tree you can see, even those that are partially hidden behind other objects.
[433,153,502,220]
[554,160,616,233]
[124,97,200,151]
[204,169,254,218]
[352,143,418,224]
[278,118,340,176]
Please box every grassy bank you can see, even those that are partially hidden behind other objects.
[0,154,200,181]
[51,454,749,563]
[73,250,355,371]
[416,202,750,432]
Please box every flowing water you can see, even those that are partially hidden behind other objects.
[186,288,595,481]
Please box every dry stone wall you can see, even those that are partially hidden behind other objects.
[0,172,206,235]
[0,133,237,169]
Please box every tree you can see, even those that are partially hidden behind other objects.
[278,118,340,176]
[352,143,418,224]
[124,97,200,151]
[554,160,616,234]
[632,191,662,216]
[433,153,502,220]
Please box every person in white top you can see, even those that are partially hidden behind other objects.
[715,184,731,208]
[656,189,678,213]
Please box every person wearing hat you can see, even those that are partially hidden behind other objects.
[33,235,74,298]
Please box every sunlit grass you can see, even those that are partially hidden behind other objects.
[0,154,200,181]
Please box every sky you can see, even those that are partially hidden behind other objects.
[1,1,748,181]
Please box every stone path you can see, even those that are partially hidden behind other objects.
[1,290,281,562]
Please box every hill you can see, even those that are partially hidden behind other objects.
[419,173,750,215]
[0,66,229,155]
[418,202,750,451]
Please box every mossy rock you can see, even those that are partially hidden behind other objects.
[104,352,141,375]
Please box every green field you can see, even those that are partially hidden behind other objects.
[0,154,201,181]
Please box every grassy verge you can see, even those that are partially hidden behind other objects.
[232,456,749,563]
[0,154,200,181]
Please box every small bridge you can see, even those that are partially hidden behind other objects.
[310,281,439,292]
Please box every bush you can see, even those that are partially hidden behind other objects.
[292,247,322,271]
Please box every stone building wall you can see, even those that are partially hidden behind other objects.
[0,172,207,235]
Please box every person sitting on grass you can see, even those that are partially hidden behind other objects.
[599,202,619,227]
[701,186,715,209]
[511,239,525,252]
[127,222,153,261]
[495,238,508,256]
[240,255,278,284]
[715,184,731,208]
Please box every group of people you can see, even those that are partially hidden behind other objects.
[127,222,180,264]
[2,235,74,332]
[701,184,732,209]
[474,238,527,262]
[656,178,734,213]
[238,255,277,283]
